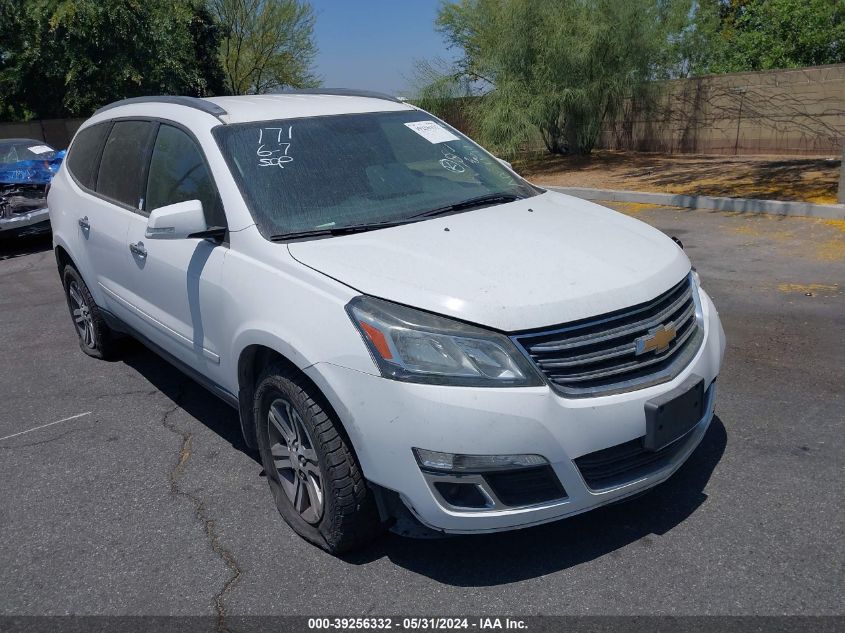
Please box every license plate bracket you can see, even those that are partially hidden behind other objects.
[644,377,705,451]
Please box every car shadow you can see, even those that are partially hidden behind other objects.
[0,233,52,260]
[118,342,726,586]
[119,343,261,465]
[345,416,727,586]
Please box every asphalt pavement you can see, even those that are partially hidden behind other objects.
[1,204,843,617]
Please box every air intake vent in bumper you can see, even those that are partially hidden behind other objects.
[485,466,566,507]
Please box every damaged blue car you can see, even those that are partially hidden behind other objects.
[0,139,65,238]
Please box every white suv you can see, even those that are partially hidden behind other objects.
[49,91,725,553]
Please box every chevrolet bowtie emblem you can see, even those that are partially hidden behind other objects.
[635,324,677,355]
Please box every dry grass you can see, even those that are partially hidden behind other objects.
[778,283,840,296]
[517,151,842,204]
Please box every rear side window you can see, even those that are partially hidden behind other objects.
[97,121,154,208]
[66,123,111,190]
[145,125,224,226]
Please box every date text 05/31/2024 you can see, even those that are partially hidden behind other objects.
[307,618,528,630]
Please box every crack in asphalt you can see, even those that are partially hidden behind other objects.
[161,382,242,633]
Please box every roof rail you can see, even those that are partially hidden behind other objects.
[278,88,405,103]
[93,96,228,119]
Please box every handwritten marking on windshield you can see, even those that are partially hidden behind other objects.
[439,158,465,173]
[439,144,466,173]
[257,126,294,168]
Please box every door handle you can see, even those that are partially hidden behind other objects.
[78,216,89,230]
[129,241,147,259]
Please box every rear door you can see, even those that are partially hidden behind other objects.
[62,122,110,288]
[121,123,230,384]
[67,120,156,314]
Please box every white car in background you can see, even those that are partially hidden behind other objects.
[48,91,725,553]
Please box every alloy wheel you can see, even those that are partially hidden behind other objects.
[267,397,324,524]
[68,281,95,349]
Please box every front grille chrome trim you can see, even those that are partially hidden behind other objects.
[536,301,697,371]
[530,285,694,353]
[512,274,704,398]
[543,314,699,382]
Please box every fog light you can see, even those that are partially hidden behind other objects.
[413,448,547,473]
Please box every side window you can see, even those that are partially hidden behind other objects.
[145,125,224,226]
[97,121,154,208]
[66,122,111,190]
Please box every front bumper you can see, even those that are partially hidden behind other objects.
[306,288,726,534]
[0,207,51,236]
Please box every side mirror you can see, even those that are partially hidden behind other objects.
[145,199,207,240]
[496,157,513,171]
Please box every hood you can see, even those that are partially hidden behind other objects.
[0,150,65,186]
[288,191,691,332]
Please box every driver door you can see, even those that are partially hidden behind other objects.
[120,123,229,385]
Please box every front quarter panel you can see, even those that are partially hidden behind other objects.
[220,225,378,394]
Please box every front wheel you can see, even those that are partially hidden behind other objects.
[254,363,381,553]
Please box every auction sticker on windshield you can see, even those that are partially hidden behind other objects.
[404,120,459,144]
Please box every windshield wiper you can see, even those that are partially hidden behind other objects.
[409,193,524,220]
[270,219,406,241]
[270,193,525,241]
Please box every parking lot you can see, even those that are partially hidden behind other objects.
[1,203,843,617]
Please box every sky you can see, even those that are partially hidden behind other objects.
[308,0,451,97]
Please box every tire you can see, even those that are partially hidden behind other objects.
[254,362,381,553]
[62,265,119,360]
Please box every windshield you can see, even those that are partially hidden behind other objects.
[213,110,537,238]
[0,141,56,164]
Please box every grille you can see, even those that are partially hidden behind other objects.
[485,466,566,507]
[513,274,703,398]
[574,436,687,490]
[574,383,713,489]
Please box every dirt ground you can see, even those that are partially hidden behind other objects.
[517,151,842,204]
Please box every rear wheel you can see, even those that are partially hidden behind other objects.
[62,265,119,359]
[254,362,381,553]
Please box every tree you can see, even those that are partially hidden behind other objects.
[211,0,319,95]
[0,0,228,121]
[187,2,228,97]
[693,0,845,74]
[0,0,28,120]
[418,0,682,156]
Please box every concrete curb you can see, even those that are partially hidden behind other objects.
[547,186,845,220]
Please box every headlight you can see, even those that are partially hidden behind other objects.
[346,295,543,387]
[691,267,701,286]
